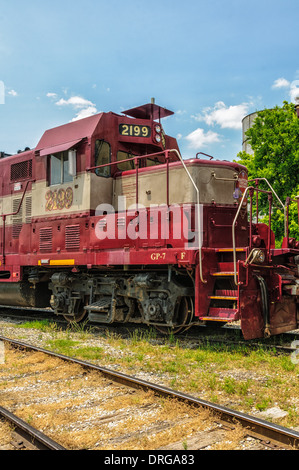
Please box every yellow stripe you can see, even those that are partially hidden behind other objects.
[209,296,238,300]
[212,272,235,276]
[38,259,75,266]
[216,248,246,252]
[200,317,228,322]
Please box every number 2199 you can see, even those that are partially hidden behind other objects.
[119,124,151,138]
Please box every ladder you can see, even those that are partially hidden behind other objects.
[199,248,246,322]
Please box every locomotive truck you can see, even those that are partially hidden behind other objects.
[0,100,298,340]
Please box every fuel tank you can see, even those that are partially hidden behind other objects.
[0,282,51,308]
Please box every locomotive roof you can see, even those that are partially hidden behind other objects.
[34,102,174,156]
[34,102,173,157]
[122,103,174,120]
[35,112,104,156]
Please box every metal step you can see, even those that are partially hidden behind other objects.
[84,299,111,312]
[209,289,238,301]
[200,307,238,322]
[211,271,235,277]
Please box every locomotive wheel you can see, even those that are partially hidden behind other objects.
[155,296,194,335]
[63,297,89,324]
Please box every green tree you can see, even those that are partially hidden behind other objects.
[236,101,299,245]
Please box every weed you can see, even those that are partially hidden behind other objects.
[222,377,237,394]
[16,320,55,332]
[256,398,272,411]
[46,338,79,355]
[182,440,188,450]
[239,380,251,395]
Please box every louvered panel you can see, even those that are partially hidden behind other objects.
[12,224,22,239]
[12,198,22,216]
[65,225,80,251]
[12,198,23,239]
[25,196,32,223]
[40,227,53,253]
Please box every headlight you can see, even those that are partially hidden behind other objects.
[155,124,161,133]
[155,134,161,143]
[252,249,265,264]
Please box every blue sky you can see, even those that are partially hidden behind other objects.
[1,0,299,161]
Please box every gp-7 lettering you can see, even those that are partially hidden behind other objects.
[151,252,166,261]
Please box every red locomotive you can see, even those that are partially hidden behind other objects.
[0,101,298,339]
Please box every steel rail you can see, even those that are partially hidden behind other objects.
[0,405,65,450]
[1,335,298,449]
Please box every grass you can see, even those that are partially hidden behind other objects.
[2,319,299,429]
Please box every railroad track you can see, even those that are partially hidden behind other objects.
[0,335,298,451]
[0,405,65,450]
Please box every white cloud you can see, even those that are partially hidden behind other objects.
[55,96,95,109]
[46,92,58,98]
[175,109,187,116]
[8,89,17,96]
[71,106,98,121]
[47,93,99,121]
[272,78,290,89]
[194,101,249,130]
[290,81,299,103]
[185,128,221,149]
[272,77,299,103]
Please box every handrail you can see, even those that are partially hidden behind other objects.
[169,149,206,283]
[196,152,214,160]
[86,149,179,173]
[232,186,272,286]
[1,179,35,265]
[248,178,286,235]
[233,180,299,283]
[88,148,206,283]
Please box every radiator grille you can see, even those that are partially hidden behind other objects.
[65,225,80,251]
[39,227,53,253]
[11,160,32,181]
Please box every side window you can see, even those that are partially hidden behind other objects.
[95,140,111,177]
[146,157,160,167]
[117,151,135,171]
[50,152,73,185]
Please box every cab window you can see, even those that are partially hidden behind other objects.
[95,140,111,177]
[146,157,160,167]
[50,152,73,185]
[117,151,135,171]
